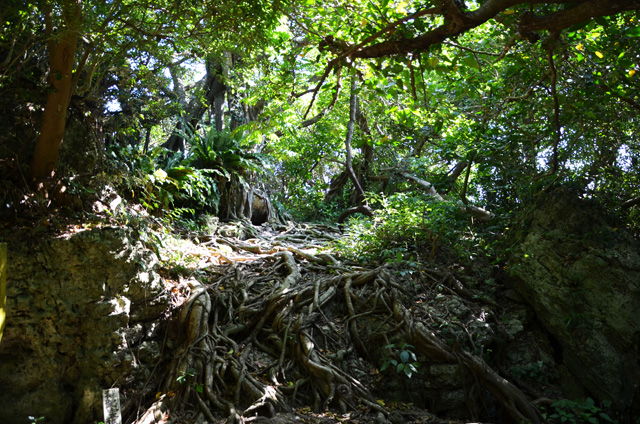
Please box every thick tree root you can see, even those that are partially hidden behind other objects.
[131,222,541,423]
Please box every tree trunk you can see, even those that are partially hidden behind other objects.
[209,58,227,132]
[162,57,226,151]
[355,99,373,204]
[29,1,82,182]
[344,77,366,204]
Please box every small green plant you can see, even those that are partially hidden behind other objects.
[28,417,45,424]
[544,398,616,424]
[176,368,204,394]
[380,343,420,378]
[389,251,420,277]
[176,367,197,384]
[510,360,545,383]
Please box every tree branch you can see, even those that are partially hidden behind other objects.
[599,82,640,112]
[350,0,525,59]
[333,1,640,60]
[547,37,561,175]
[301,68,342,127]
[621,197,640,209]
[301,61,338,120]
[520,0,640,33]
[344,77,367,203]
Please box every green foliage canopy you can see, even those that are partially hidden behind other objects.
[255,1,640,220]
[0,0,638,228]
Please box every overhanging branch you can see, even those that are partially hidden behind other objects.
[520,0,640,32]
[321,1,640,61]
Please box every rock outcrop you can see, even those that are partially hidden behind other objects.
[0,227,169,424]
[509,189,640,414]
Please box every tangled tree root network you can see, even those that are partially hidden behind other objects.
[131,222,542,424]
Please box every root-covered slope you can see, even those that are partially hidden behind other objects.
[132,222,541,424]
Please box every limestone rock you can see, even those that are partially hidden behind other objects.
[509,189,640,412]
[0,227,169,424]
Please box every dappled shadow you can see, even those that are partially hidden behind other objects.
[129,221,542,424]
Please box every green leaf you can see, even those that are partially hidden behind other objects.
[426,57,438,68]
[594,16,609,26]
[624,27,640,37]
[461,55,479,70]
[567,20,590,33]
[599,412,613,422]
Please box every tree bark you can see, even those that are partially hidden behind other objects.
[397,170,492,221]
[621,197,640,209]
[337,205,374,223]
[29,1,83,182]
[355,98,373,203]
[519,0,640,33]
[344,77,366,203]
[163,58,227,152]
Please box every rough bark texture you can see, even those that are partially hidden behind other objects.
[163,58,227,152]
[29,1,82,181]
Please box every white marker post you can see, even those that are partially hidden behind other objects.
[0,242,6,344]
[103,388,122,424]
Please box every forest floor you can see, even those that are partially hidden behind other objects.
[130,219,549,424]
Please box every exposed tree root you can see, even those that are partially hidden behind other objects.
[130,222,541,423]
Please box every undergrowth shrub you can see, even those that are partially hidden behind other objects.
[333,192,498,265]
[180,124,264,178]
[105,122,268,220]
[542,398,617,424]
[106,144,218,216]
[286,191,342,222]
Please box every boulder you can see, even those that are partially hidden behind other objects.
[0,227,169,424]
[509,188,640,413]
